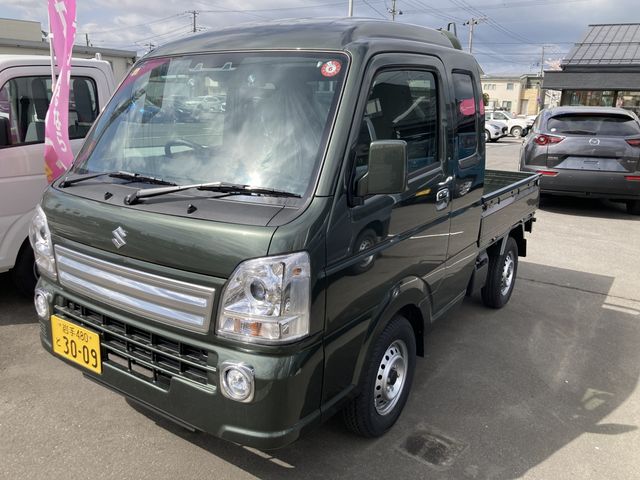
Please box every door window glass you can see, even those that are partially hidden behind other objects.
[452,72,479,161]
[355,70,439,176]
[0,76,98,148]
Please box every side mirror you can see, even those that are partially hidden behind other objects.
[356,140,408,197]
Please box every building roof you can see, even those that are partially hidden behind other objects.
[148,18,459,58]
[0,37,136,59]
[564,23,640,66]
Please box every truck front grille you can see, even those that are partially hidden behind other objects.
[54,245,216,333]
[54,301,217,392]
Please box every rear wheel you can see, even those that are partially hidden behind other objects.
[484,130,490,143]
[481,237,518,309]
[510,126,523,138]
[627,200,640,215]
[11,242,38,297]
[343,315,416,437]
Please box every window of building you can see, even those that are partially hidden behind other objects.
[506,83,514,90]
[563,90,615,108]
[616,91,640,116]
[453,72,478,162]
[354,69,439,176]
[0,76,99,147]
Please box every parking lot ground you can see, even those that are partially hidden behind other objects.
[1,138,639,480]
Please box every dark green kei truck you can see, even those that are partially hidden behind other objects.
[31,19,539,449]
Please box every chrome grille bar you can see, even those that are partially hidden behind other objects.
[55,245,215,333]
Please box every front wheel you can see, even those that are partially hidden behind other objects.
[627,200,640,215]
[510,126,523,138]
[484,130,490,143]
[343,316,416,437]
[11,242,38,297]
[481,237,518,309]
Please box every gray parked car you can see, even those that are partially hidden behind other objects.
[520,106,640,214]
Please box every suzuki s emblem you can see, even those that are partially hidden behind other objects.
[112,226,127,249]
[589,138,600,146]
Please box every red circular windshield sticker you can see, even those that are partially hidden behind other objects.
[321,60,342,77]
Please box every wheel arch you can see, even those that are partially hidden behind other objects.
[351,276,430,387]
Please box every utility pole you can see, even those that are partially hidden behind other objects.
[348,0,353,17]
[188,10,199,33]
[463,17,486,54]
[388,0,402,21]
[143,42,156,53]
[85,33,90,47]
[537,45,546,113]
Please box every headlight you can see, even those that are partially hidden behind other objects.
[28,205,57,279]
[218,252,310,344]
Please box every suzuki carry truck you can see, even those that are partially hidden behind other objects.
[32,19,539,448]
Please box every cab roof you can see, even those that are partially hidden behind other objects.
[147,18,457,58]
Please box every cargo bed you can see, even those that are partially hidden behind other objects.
[479,170,540,249]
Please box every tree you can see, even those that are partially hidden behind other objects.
[482,92,490,106]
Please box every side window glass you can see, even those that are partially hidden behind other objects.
[354,69,439,177]
[0,76,99,148]
[452,72,479,161]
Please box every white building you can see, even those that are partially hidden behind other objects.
[0,18,136,81]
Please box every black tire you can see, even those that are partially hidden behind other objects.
[627,200,640,215]
[484,130,490,143]
[510,126,523,138]
[350,228,377,275]
[343,315,416,437]
[11,242,38,297]
[490,137,499,143]
[481,237,518,309]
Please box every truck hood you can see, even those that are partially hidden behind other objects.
[42,188,277,278]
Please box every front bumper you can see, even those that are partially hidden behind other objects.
[38,278,324,449]
[520,166,640,200]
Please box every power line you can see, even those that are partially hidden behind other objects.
[79,13,187,37]
[362,0,388,19]
[403,0,466,24]
[449,0,533,44]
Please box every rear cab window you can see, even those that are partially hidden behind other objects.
[0,76,99,147]
[547,113,640,136]
[452,72,480,165]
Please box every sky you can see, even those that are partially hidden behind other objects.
[2,0,638,75]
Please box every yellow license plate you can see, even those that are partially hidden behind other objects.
[51,315,102,374]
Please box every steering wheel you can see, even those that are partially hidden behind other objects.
[164,138,205,157]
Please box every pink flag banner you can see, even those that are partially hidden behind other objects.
[44,0,77,183]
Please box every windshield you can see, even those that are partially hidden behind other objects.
[547,114,640,136]
[74,52,348,197]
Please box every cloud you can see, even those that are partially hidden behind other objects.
[5,0,640,71]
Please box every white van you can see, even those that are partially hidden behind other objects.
[0,55,116,294]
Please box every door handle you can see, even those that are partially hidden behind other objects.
[438,176,454,187]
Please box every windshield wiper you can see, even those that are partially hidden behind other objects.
[59,171,177,188]
[124,181,301,205]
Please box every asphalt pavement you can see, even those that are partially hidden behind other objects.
[1,137,639,480]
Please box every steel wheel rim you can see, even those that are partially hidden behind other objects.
[500,252,515,296]
[374,339,408,416]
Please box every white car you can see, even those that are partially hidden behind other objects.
[0,55,116,294]
[486,110,531,137]
[485,121,508,143]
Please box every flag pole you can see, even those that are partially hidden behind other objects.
[47,10,56,91]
